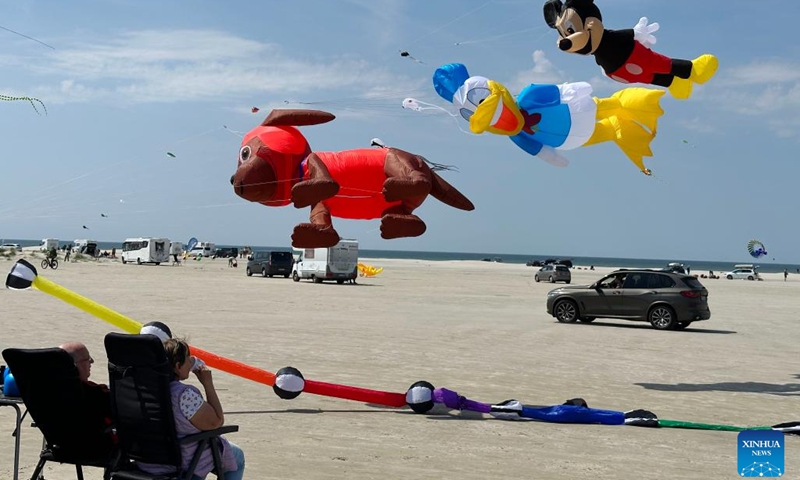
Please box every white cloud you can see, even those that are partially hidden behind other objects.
[507,50,565,93]
[12,29,419,106]
[708,60,800,140]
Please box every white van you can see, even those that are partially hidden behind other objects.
[73,239,99,257]
[292,239,358,284]
[189,242,215,258]
[40,238,59,252]
[121,237,170,265]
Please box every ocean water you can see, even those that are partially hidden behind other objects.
[3,238,798,275]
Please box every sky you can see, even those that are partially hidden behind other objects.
[0,0,798,263]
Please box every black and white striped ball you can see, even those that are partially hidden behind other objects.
[273,366,305,399]
[405,380,435,414]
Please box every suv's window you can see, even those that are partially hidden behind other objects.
[555,265,569,272]
[648,274,675,289]
[254,252,269,260]
[682,277,705,289]
[270,252,292,262]
[622,273,648,289]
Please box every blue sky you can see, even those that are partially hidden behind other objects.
[0,0,798,263]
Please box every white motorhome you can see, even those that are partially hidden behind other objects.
[292,239,358,284]
[40,238,59,252]
[169,242,184,256]
[121,237,170,265]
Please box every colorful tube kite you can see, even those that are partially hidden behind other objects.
[428,63,665,175]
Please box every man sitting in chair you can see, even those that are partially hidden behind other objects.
[59,342,115,450]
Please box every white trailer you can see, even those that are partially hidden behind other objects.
[40,238,59,252]
[121,237,170,265]
[292,239,358,284]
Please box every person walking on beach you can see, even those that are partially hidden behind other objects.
[64,246,71,262]
[784,269,789,281]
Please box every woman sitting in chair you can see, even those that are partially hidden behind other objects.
[139,338,245,480]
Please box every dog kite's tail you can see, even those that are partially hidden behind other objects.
[429,170,475,211]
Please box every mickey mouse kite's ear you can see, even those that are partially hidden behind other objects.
[543,0,564,29]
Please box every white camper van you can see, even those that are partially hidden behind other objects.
[292,239,358,284]
[40,238,59,252]
[121,237,170,265]
[73,239,99,257]
[189,241,215,258]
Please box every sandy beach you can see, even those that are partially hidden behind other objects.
[1,253,799,479]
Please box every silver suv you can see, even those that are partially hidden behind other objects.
[535,264,571,284]
[545,269,710,330]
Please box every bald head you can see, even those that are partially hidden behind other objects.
[59,342,94,382]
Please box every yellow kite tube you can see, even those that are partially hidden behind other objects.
[30,275,277,385]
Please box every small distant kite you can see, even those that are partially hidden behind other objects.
[357,262,383,277]
[82,225,89,230]
[166,152,176,158]
[399,50,425,64]
[251,107,260,113]
[100,213,108,218]
[1,94,47,115]
[747,239,767,259]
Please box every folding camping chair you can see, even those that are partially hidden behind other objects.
[103,333,238,480]
[1,348,117,480]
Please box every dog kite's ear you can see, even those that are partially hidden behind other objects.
[543,0,564,29]
[261,109,336,127]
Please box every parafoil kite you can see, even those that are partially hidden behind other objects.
[251,107,260,113]
[747,239,767,259]
[357,262,383,277]
[230,109,474,248]
[2,94,47,115]
[429,62,665,175]
[7,258,800,435]
[542,0,718,100]
[166,152,176,158]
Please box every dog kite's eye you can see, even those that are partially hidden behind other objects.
[567,27,575,34]
[565,20,576,35]
[239,145,251,163]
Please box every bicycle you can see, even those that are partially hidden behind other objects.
[40,258,59,270]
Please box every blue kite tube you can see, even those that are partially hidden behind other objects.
[520,404,625,425]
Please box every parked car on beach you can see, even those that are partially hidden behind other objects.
[535,264,571,283]
[545,269,710,330]
[721,265,761,281]
[246,250,293,278]
[0,243,22,252]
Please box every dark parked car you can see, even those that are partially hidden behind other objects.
[213,247,239,258]
[246,250,293,278]
[545,269,710,330]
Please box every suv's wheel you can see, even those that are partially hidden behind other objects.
[565,280,571,284]
[262,268,268,277]
[578,317,595,323]
[747,276,754,281]
[246,267,253,277]
[726,274,733,280]
[292,271,300,282]
[137,258,142,265]
[554,300,579,323]
[649,305,676,330]
[548,276,554,283]
[673,321,691,331]
[534,275,540,282]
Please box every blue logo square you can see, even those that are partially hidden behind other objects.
[738,430,784,477]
